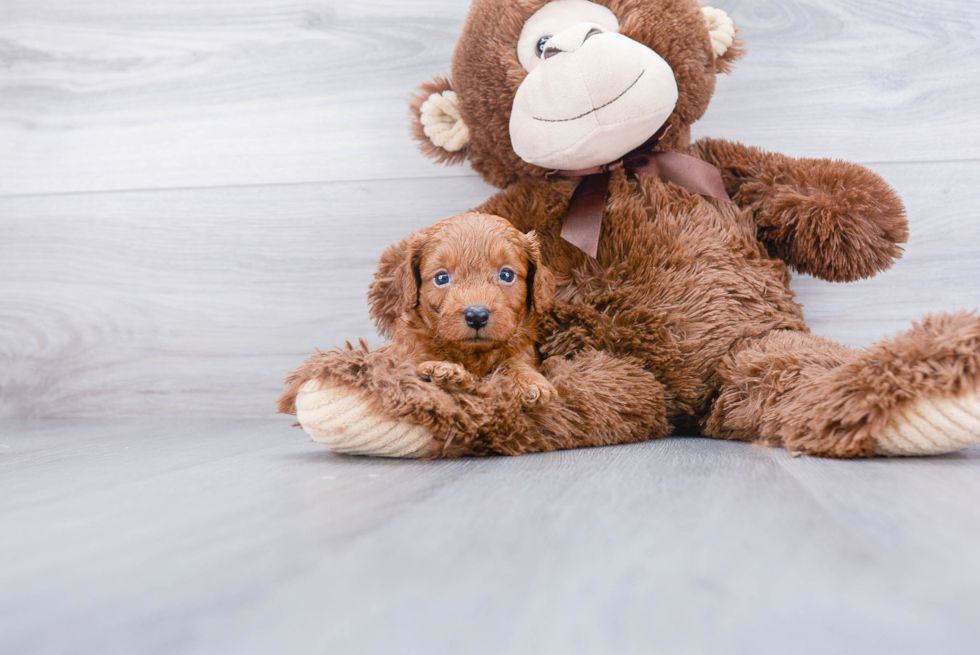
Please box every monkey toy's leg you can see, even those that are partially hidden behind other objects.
[279,345,670,459]
[704,312,980,457]
[439,349,669,457]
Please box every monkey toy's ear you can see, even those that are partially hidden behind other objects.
[521,230,556,315]
[410,76,471,165]
[701,6,745,74]
[368,232,424,338]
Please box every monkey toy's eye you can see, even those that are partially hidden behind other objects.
[536,36,552,57]
[434,272,451,287]
[498,268,517,285]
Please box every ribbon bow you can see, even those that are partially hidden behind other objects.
[550,124,732,258]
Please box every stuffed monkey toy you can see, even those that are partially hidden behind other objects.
[279,0,980,459]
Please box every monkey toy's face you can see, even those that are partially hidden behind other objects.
[412,0,741,187]
[510,0,679,170]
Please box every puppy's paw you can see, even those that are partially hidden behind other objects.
[417,361,474,390]
[519,379,557,409]
[541,356,564,376]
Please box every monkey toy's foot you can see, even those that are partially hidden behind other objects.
[277,344,481,459]
[291,380,439,458]
[875,387,980,456]
[708,312,980,457]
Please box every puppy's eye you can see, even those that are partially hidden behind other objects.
[498,268,517,285]
[433,272,451,287]
[536,36,552,57]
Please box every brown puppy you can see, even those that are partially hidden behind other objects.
[387,212,557,407]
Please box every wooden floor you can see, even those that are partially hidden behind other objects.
[3,0,980,652]
[4,419,980,655]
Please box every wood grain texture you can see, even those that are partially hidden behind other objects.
[1,0,979,196]
[2,419,979,654]
[1,0,979,418]
[2,161,979,418]
[694,0,980,162]
[0,0,474,196]
[0,175,495,417]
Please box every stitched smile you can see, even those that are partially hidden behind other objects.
[533,70,646,123]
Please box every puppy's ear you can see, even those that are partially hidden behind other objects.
[521,230,555,314]
[410,76,471,166]
[368,232,424,337]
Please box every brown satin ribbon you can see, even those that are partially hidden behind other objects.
[552,126,732,258]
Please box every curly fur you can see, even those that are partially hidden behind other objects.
[387,213,558,405]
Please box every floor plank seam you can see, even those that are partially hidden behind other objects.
[3,158,976,201]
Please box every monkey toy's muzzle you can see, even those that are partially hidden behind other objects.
[510,22,679,171]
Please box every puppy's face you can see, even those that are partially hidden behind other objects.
[398,213,553,352]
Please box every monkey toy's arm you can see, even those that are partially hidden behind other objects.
[279,340,667,459]
[692,137,909,283]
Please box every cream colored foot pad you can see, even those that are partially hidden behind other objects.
[295,381,435,458]
[876,390,980,456]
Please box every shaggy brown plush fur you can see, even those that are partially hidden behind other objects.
[706,312,980,456]
[277,343,668,459]
[281,0,980,458]
[693,139,909,282]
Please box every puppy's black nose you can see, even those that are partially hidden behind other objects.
[464,306,491,330]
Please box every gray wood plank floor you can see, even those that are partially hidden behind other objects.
[3,1,980,652]
[3,419,980,655]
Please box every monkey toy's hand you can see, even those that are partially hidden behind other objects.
[694,137,909,282]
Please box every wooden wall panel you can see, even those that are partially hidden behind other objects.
[1,0,978,195]
[1,0,978,417]
[1,162,977,418]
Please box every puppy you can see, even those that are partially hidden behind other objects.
[385,212,557,407]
